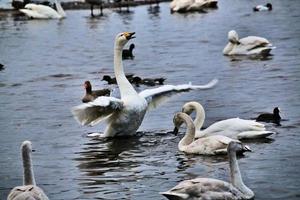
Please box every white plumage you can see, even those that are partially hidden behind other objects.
[182,101,274,139]
[170,0,217,13]
[223,30,275,56]
[71,32,218,137]
[19,0,66,19]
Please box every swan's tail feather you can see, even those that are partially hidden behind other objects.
[237,131,274,140]
[159,191,189,199]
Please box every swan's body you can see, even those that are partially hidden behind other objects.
[19,0,66,19]
[161,141,254,200]
[223,30,274,56]
[170,0,217,13]
[7,141,49,200]
[72,32,218,137]
[182,101,274,139]
[173,112,249,155]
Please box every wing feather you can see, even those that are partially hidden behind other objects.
[71,96,123,126]
[139,79,218,109]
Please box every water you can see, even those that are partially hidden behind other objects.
[0,0,300,199]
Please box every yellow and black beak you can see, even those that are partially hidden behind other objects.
[124,32,136,40]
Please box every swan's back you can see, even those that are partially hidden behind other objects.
[24,3,61,18]
[199,118,265,137]
[182,135,234,155]
[7,185,49,200]
[239,36,270,48]
[161,178,244,200]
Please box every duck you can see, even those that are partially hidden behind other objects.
[173,112,250,155]
[71,32,218,137]
[19,0,66,19]
[132,76,166,86]
[122,43,135,59]
[182,101,274,139]
[253,3,272,12]
[7,141,49,200]
[0,63,4,71]
[161,141,254,200]
[102,73,134,85]
[256,107,281,125]
[223,30,275,56]
[82,81,110,103]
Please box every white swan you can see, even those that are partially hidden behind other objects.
[7,141,49,200]
[71,32,218,138]
[223,30,275,56]
[173,112,250,155]
[161,141,254,199]
[170,0,217,13]
[19,0,66,19]
[182,101,274,139]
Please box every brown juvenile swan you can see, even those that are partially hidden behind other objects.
[161,141,254,199]
[7,141,49,200]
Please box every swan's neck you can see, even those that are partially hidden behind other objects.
[54,0,66,17]
[229,151,254,198]
[192,103,205,131]
[223,43,235,55]
[178,115,196,149]
[22,148,36,185]
[114,44,137,98]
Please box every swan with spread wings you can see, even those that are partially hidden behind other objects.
[71,32,218,137]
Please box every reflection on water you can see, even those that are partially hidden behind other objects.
[0,0,300,199]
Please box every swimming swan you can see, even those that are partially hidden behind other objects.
[71,32,218,137]
[182,101,274,139]
[161,141,254,200]
[173,112,250,155]
[19,0,66,19]
[223,30,275,56]
[170,0,217,13]
[7,141,49,200]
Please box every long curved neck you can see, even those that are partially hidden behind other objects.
[229,150,254,198]
[22,147,36,185]
[192,103,205,131]
[114,43,137,98]
[54,0,66,17]
[178,114,195,148]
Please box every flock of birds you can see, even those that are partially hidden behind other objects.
[7,1,281,200]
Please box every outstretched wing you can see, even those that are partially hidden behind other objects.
[71,96,124,126]
[139,79,218,110]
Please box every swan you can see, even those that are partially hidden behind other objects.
[173,112,250,155]
[170,0,217,13]
[7,141,49,200]
[256,107,281,125]
[253,3,272,12]
[19,0,66,19]
[182,101,274,139]
[71,32,218,137]
[223,30,275,56]
[161,141,254,200]
[82,81,111,103]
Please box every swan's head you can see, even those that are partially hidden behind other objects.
[266,3,272,10]
[228,30,239,44]
[21,140,34,153]
[115,32,136,48]
[228,141,252,154]
[173,112,190,135]
[182,101,202,115]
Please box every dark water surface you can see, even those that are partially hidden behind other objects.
[1,0,300,199]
